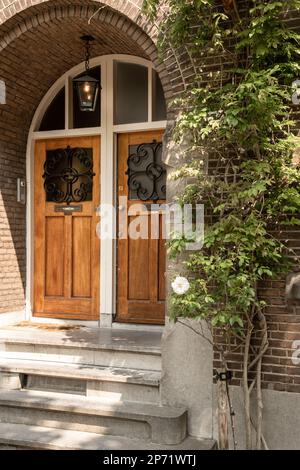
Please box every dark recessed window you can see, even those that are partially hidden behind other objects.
[39,87,65,131]
[152,70,167,121]
[114,62,148,125]
[73,66,101,129]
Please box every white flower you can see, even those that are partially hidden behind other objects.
[171,276,190,295]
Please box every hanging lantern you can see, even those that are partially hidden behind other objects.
[73,35,100,112]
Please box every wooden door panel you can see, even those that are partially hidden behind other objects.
[128,245,149,300]
[45,217,64,297]
[158,216,166,302]
[43,299,91,315]
[117,131,166,325]
[128,303,165,317]
[72,217,91,298]
[34,136,100,320]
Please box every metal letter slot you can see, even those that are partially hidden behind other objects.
[55,205,83,214]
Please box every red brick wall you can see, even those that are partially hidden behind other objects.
[0,142,26,313]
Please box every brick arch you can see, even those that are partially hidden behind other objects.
[0,1,144,31]
[0,3,169,93]
[0,4,174,143]
[0,2,181,134]
[0,0,194,96]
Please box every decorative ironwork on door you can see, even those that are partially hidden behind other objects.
[43,146,95,205]
[127,140,166,201]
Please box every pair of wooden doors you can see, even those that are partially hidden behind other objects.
[33,131,166,324]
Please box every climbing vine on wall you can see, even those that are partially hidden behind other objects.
[143,0,300,449]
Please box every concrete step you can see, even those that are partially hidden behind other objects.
[0,358,160,403]
[0,326,162,371]
[0,422,216,450]
[0,390,187,445]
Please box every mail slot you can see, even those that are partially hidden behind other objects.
[55,205,83,214]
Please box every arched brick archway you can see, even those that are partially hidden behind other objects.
[0,0,194,316]
[0,0,192,97]
[0,4,168,99]
[0,1,146,32]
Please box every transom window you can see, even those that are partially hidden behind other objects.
[37,57,167,132]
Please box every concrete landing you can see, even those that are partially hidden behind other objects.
[0,423,216,450]
[0,324,162,354]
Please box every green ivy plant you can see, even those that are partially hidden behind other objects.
[143,0,300,450]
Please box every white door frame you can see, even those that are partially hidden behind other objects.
[25,54,167,327]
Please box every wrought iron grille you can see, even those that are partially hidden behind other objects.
[127,141,166,201]
[43,146,95,205]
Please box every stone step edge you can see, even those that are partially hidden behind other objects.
[0,422,216,451]
[0,335,161,355]
[0,358,161,386]
[0,389,186,420]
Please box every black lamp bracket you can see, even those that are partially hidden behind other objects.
[80,35,95,72]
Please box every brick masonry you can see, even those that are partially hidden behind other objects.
[0,0,299,396]
[209,6,300,395]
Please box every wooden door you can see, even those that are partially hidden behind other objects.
[117,131,166,325]
[34,136,100,320]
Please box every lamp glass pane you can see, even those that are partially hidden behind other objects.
[77,80,98,111]
[73,66,101,128]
